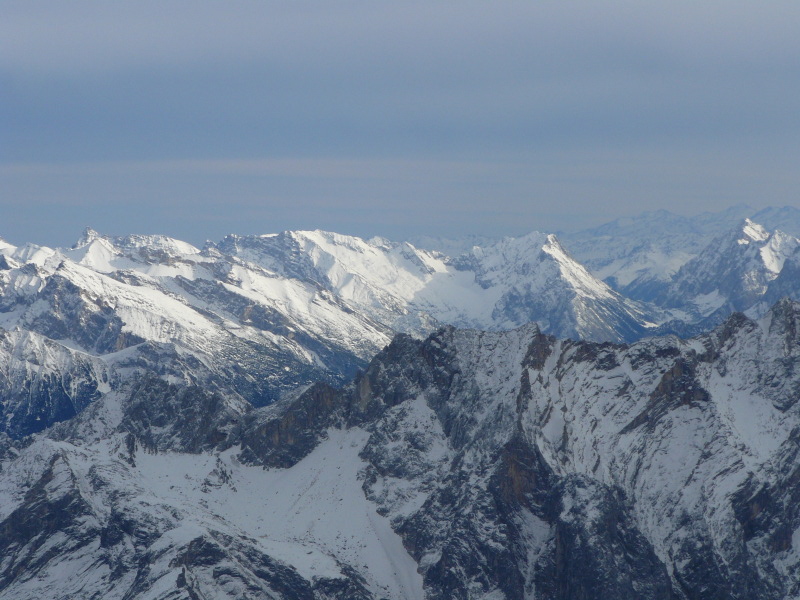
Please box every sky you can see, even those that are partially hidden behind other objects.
[2,1,799,248]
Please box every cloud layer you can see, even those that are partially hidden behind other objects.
[2,1,799,245]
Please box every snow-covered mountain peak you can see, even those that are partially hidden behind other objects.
[470,230,549,255]
[541,234,615,300]
[64,236,122,273]
[68,229,202,272]
[4,242,57,268]
[713,219,799,271]
[0,237,16,253]
[662,219,800,317]
[73,226,103,249]
[465,231,614,302]
[738,218,770,244]
[464,230,545,263]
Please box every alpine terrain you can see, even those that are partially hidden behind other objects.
[2,299,800,598]
[0,226,660,440]
[2,208,800,599]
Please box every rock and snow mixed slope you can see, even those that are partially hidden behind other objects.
[0,230,390,437]
[215,229,655,341]
[560,205,800,302]
[0,226,663,438]
[3,214,800,441]
[659,219,800,319]
[2,300,800,599]
[558,205,755,299]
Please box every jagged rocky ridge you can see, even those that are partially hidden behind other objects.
[214,229,654,341]
[0,227,658,439]
[3,212,800,441]
[561,214,800,338]
[0,230,392,438]
[662,219,799,315]
[2,299,800,599]
[560,205,800,302]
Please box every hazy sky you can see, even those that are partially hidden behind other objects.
[2,1,799,247]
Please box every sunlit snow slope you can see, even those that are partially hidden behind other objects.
[0,226,662,438]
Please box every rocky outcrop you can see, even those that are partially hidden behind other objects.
[3,301,800,598]
[237,302,800,598]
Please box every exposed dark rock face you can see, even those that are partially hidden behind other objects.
[117,377,243,454]
[0,454,98,591]
[237,382,341,468]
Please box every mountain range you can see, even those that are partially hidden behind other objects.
[2,205,800,599]
[2,298,800,599]
[3,206,800,440]
[560,205,800,302]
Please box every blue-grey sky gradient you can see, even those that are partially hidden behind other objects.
[2,1,799,247]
